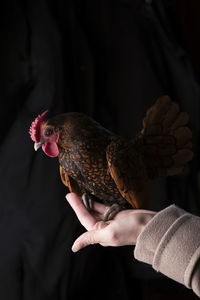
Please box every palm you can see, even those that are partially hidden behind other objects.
[66,193,156,250]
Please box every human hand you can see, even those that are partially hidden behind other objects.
[66,193,156,252]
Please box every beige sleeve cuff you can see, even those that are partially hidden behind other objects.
[134,205,200,296]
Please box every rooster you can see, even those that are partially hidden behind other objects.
[29,96,193,220]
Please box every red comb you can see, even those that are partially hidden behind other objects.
[29,110,48,142]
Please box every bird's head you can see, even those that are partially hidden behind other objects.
[29,110,61,157]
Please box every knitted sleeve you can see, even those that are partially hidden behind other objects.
[134,205,200,297]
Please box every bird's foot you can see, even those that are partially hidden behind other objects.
[82,194,121,221]
[103,204,121,221]
[82,193,93,210]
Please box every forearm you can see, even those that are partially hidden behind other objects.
[134,205,200,297]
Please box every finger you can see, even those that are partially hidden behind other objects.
[66,193,97,230]
[131,209,156,214]
[72,225,108,252]
[92,201,107,214]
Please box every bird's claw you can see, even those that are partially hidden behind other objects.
[82,193,93,210]
[103,204,121,221]
[82,194,121,221]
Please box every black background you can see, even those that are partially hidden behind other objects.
[0,0,200,299]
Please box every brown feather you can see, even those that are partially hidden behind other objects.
[59,166,82,195]
[170,112,189,131]
[106,140,149,208]
[162,102,179,132]
[134,95,193,179]
[30,96,193,216]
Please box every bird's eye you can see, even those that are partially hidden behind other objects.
[44,128,53,137]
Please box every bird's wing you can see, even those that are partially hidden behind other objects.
[106,139,149,209]
[59,166,82,195]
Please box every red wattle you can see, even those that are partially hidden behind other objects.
[42,142,59,157]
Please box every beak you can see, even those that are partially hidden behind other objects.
[34,142,42,151]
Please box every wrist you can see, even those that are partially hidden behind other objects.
[135,212,156,241]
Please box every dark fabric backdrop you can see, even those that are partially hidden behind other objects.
[0,0,200,299]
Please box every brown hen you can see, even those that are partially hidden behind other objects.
[29,96,193,220]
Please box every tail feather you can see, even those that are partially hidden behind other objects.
[134,95,194,179]
[173,127,192,148]
[170,112,189,131]
[162,101,179,132]
[142,95,171,127]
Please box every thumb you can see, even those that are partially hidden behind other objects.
[72,229,106,252]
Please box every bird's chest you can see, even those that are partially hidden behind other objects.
[58,146,119,200]
[58,151,84,182]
